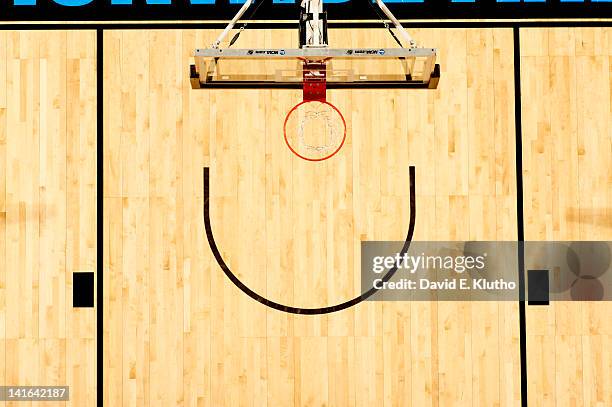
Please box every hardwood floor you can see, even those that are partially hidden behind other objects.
[0,26,609,407]
[103,28,519,406]
[0,30,97,407]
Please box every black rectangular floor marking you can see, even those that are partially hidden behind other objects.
[528,270,550,306]
[73,272,95,308]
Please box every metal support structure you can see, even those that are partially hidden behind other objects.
[212,0,413,49]
[300,0,328,48]
[374,0,416,47]
[212,0,254,48]
[193,0,439,90]
[194,47,436,59]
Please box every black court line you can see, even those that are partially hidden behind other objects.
[96,27,104,407]
[203,166,416,315]
[513,26,529,407]
[0,20,611,31]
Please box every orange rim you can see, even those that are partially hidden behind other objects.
[283,100,347,162]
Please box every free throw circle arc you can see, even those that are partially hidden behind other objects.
[203,166,416,315]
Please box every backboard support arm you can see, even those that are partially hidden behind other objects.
[212,0,254,48]
[374,0,416,47]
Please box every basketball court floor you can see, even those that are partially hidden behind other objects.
[0,26,610,406]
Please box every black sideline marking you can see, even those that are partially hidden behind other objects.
[1,21,612,31]
[513,27,529,407]
[96,27,104,405]
[203,166,416,315]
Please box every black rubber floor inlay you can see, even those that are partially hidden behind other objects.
[204,166,416,315]
[528,269,550,306]
[73,272,95,308]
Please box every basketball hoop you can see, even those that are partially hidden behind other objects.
[283,60,347,162]
[193,1,440,161]
[284,99,346,161]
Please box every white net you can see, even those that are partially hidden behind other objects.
[284,101,346,161]
[298,110,341,152]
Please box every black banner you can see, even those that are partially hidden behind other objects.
[1,0,612,22]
